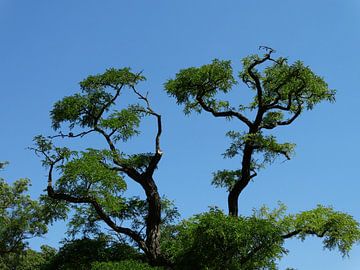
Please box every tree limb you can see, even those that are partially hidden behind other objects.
[48,129,96,139]
[196,96,253,128]
[93,84,124,124]
[130,86,163,176]
[246,47,275,108]
[46,160,147,252]
[282,228,329,239]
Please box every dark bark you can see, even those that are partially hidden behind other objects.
[46,185,148,251]
[41,83,171,267]
[46,160,169,267]
[227,49,300,216]
[282,228,328,239]
[228,143,254,216]
[196,96,253,129]
[143,177,162,264]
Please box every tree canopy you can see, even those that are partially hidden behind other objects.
[160,205,359,270]
[0,168,51,269]
[0,177,47,256]
[32,67,178,266]
[165,47,335,216]
[0,48,356,270]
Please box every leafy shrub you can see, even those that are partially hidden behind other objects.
[91,260,164,270]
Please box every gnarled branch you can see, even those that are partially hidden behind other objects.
[196,96,253,128]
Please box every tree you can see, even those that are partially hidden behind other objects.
[0,170,52,269]
[32,68,177,267]
[165,47,336,216]
[160,205,359,270]
[91,260,164,270]
[163,47,359,268]
[43,235,145,270]
[29,246,56,270]
[31,49,359,269]
[0,245,56,270]
[0,176,47,256]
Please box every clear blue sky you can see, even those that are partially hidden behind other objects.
[1,0,359,269]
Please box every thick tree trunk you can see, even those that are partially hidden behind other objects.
[142,177,163,266]
[228,189,239,216]
[228,144,254,217]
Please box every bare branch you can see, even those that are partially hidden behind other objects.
[276,108,302,127]
[48,129,95,139]
[196,96,253,128]
[48,186,147,251]
[259,46,275,54]
[94,126,116,151]
[268,92,293,111]
[45,160,148,252]
[246,48,276,108]
[93,84,124,124]
[261,107,302,130]
[240,225,329,266]
[108,128,118,138]
[111,165,143,184]
[282,228,329,239]
[130,86,163,175]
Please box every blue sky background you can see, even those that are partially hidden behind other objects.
[1,0,359,269]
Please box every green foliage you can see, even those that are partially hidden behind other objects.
[51,91,112,130]
[0,165,58,269]
[51,67,145,133]
[0,245,56,270]
[27,54,357,270]
[80,67,145,91]
[63,195,178,240]
[39,194,69,225]
[0,178,48,255]
[296,207,360,255]
[261,111,284,128]
[258,59,335,110]
[31,63,171,243]
[31,63,177,263]
[284,206,360,256]
[224,131,295,164]
[99,105,144,142]
[33,135,158,237]
[119,152,155,172]
[33,135,73,167]
[212,129,296,191]
[165,54,335,116]
[44,236,143,270]
[161,208,285,270]
[239,55,336,111]
[33,129,178,239]
[212,169,242,191]
[160,205,360,270]
[165,51,335,194]
[64,197,148,238]
[91,260,163,270]
[66,205,103,238]
[165,59,236,114]
[255,203,360,257]
[58,149,126,198]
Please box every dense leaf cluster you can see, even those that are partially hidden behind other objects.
[161,205,360,270]
[161,208,284,270]
[0,178,47,256]
[51,68,145,131]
